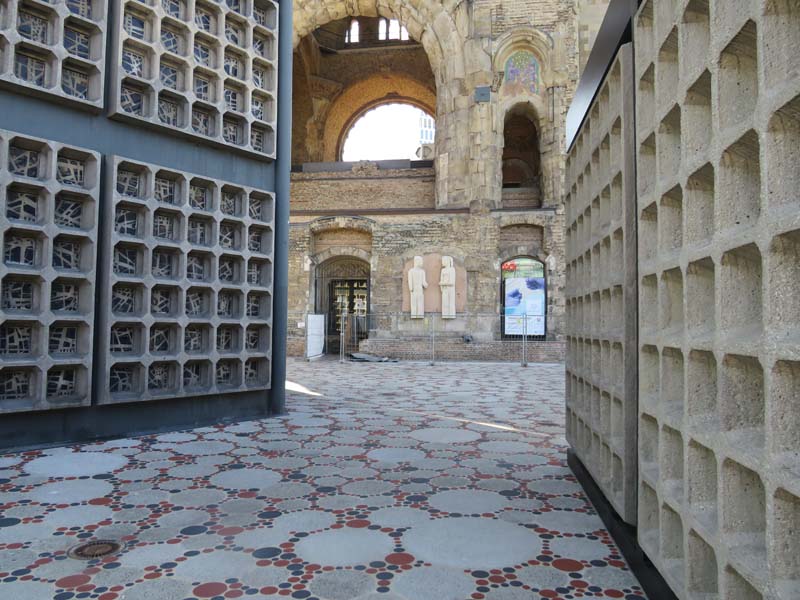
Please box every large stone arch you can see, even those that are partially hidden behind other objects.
[293,0,471,208]
[322,73,436,161]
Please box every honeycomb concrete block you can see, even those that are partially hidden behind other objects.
[0,0,107,109]
[0,129,100,412]
[564,44,638,525]
[634,0,800,597]
[109,0,278,157]
[96,155,275,404]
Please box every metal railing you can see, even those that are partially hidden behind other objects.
[287,311,555,365]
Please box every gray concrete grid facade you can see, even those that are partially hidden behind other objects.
[566,0,800,598]
[0,0,287,443]
[564,43,638,526]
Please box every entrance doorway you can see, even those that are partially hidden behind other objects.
[315,257,370,353]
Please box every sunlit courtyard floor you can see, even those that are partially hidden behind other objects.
[0,359,646,600]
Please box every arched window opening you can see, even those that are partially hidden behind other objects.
[342,103,435,162]
[388,19,401,40]
[502,110,542,207]
[502,257,546,339]
[345,19,360,44]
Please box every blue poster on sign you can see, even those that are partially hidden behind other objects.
[504,277,546,336]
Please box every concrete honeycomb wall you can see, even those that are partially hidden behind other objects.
[0,129,100,413]
[0,0,107,108]
[634,0,800,597]
[109,0,278,157]
[564,44,638,525]
[96,155,275,404]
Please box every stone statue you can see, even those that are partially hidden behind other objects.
[408,256,428,318]
[440,256,456,319]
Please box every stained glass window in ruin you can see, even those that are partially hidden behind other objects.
[57,156,85,186]
[8,146,40,178]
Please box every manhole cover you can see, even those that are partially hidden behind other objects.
[68,540,123,560]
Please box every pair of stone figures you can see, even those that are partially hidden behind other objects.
[408,256,457,319]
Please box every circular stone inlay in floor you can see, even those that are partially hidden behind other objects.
[366,447,426,463]
[28,479,112,504]
[294,528,394,567]
[402,517,541,569]
[25,452,128,477]
[409,428,481,443]
[428,489,509,514]
[209,468,282,490]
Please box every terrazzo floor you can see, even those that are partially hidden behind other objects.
[0,359,647,600]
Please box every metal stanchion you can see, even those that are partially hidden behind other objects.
[430,315,436,366]
[339,308,347,363]
[522,313,528,367]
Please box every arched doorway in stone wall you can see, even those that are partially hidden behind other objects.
[314,256,370,353]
